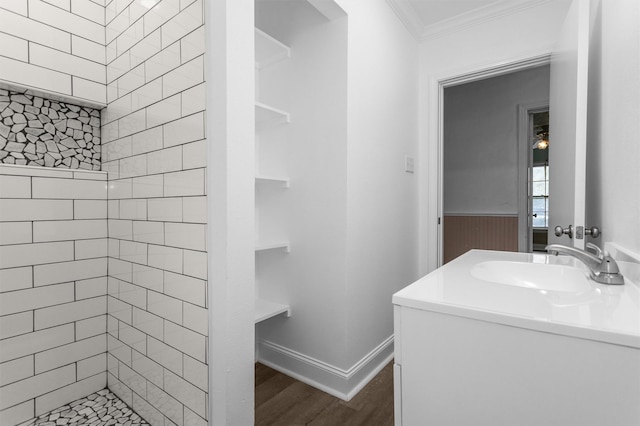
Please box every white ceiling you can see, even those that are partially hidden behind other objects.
[386,0,544,40]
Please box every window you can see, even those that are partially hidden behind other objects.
[531,164,549,228]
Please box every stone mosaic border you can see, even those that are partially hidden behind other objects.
[0,88,101,170]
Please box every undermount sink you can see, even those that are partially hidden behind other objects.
[470,260,591,293]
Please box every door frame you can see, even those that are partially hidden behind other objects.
[517,101,550,253]
[420,53,552,272]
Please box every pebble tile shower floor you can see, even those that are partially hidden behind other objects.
[17,389,149,426]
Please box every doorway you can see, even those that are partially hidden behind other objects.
[441,65,551,263]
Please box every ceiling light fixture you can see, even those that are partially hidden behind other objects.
[533,126,549,150]
[535,136,549,150]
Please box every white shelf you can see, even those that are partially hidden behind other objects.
[255,28,290,69]
[255,102,290,130]
[255,174,290,187]
[255,299,291,323]
[255,241,290,253]
[254,27,292,328]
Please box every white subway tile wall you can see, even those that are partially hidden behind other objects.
[0,164,108,425]
[102,0,208,425]
[0,0,106,104]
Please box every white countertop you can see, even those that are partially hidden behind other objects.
[393,249,640,348]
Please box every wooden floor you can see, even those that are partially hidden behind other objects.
[255,362,394,426]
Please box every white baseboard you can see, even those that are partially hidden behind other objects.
[256,335,394,401]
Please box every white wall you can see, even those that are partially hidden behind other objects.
[0,164,108,426]
[586,0,640,255]
[102,1,210,425]
[0,0,106,105]
[206,1,255,424]
[443,66,550,215]
[420,1,572,78]
[344,0,419,372]
[419,0,572,272]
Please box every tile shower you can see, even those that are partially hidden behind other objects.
[0,0,209,425]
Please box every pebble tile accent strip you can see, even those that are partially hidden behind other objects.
[17,389,149,426]
[0,88,101,170]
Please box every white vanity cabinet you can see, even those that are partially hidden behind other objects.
[393,249,640,426]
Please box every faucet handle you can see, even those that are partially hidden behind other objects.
[600,253,619,273]
[596,253,625,284]
[586,242,603,259]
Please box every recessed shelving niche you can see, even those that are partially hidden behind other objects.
[254,26,291,324]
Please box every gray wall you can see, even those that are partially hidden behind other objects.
[443,65,550,215]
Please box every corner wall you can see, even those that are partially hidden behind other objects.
[344,0,419,379]
[102,0,209,424]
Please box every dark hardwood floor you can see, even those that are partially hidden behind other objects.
[255,362,394,426]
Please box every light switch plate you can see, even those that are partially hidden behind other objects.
[404,156,415,173]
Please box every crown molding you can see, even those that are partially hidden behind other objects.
[421,0,553,41]
[385,0,423,41]
[386,0,553,43]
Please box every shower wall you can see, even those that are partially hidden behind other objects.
[0,164,108,425]
[102,1,208,425]
[0,0,209,424]
[0,0,106,105]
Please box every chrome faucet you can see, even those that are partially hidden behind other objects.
[545,243,625,285]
